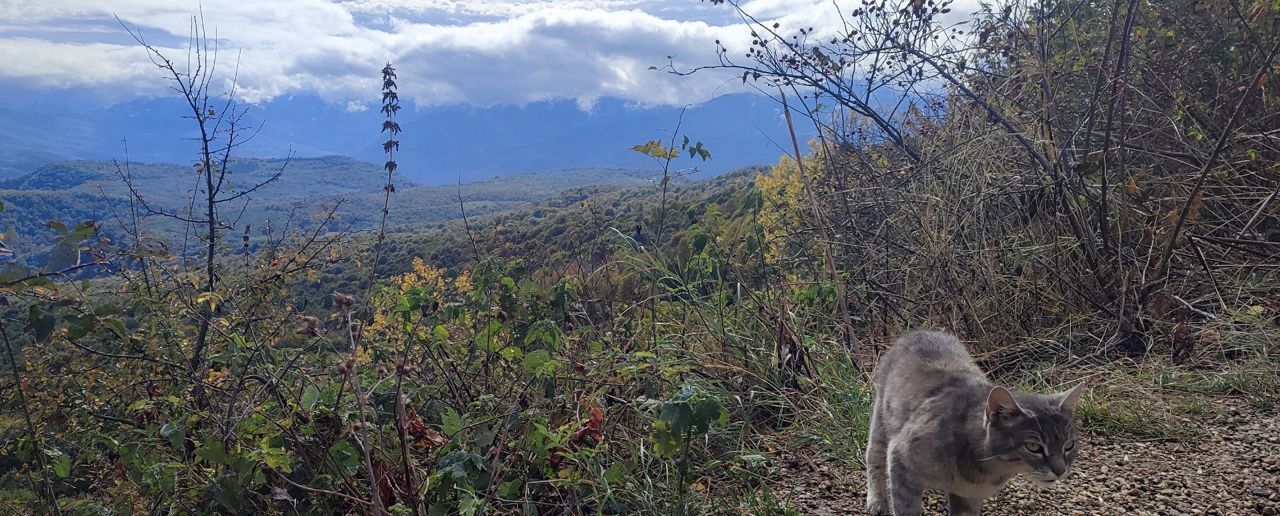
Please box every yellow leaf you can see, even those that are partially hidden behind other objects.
[194,292,222,312]
[207,370,228,386]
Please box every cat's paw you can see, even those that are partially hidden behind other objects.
[866,496,890,516]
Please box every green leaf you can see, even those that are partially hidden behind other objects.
[196,439,229,465]
[65,314,96,340]
[260,446,293,473]
[66,220,97,241]
[160,422,185,451]
[630,140,677,160]
[649,385,726,456]
[660,403,694,437]
[329,441,360,476]
[691,396,727,432]
[523,320,563,350]
[213,473,245,511]
[497,478,523,498]
[440,407,463,437]
[474,320,503,351]
[301,385,320,411]
[93,304,122,316]
[604,462,629,483]
[53,453,72,478]
[102,318,128,340]
[44,448,71,478]
[42,241,79,273]
[471,424,498,449]
[522,349,551,376]
[27,306,55,343]
[155,462,179,493]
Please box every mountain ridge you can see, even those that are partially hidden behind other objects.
[0,93,810,183]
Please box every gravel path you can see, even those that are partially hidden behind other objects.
[766,400,1280,515]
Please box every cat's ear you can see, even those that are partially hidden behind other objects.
[1057,382,1086,414]
[985,386,1023,423]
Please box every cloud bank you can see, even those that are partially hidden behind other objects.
[0,0,980,108]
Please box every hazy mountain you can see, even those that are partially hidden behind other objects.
[0,93,806,183]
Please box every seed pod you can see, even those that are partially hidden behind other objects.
[296,315,320,336]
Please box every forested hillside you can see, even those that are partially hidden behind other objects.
[2,1,1279,515]
[289,166,759,310]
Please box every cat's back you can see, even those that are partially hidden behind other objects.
[873,330,987,404]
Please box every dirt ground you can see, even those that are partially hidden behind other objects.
[766,399,1280,515]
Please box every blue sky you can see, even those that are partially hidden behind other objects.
[0,0,980,110]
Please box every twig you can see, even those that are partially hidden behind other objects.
[1237,182,1279,239]
[779,89,861,368]
[1156,34,1280,280]
[0,260,110,288]
[343,308,384,515]
[271,468,373,507]
[457,180,482,262]
[1172,295,1217,320]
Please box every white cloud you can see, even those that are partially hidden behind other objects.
[0,0,981,108]
[0,37,170,89]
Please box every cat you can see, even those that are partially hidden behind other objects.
[865,330,1085,515]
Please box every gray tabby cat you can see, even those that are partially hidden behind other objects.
[865,331,1084,515]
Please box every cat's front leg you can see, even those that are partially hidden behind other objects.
[865,408,891,515]
[886,452,924,516]
[947,493,983,516]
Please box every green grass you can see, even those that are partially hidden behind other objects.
[1067,358,1280,440]
[798,356,873,468]
[1075,395,1203,441]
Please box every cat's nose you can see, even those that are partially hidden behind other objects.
[1049,462,1066,478]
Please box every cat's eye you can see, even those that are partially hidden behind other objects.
[1024,442,1043,453]
[1064,440,1076,451]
